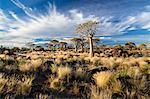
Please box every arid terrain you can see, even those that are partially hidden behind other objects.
[1,0,150,99]
[0,44,149,99]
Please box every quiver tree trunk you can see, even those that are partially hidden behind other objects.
[64,45,66,50]
[75,45,77,52]
[61,44,64,50]
[81,45,83,52]
[81,43,84,52]
[89,37,94,57]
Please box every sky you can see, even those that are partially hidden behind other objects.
[0,0,150,47]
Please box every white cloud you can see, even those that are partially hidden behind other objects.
[0,1,99,47]
[0,1,150,47]
[10,0,37,19]
[0,9,9,30]
[97,16,137,35]
[9,11,25,24]
[96,9,150,36]
[145,5,150,11]
[0,10,18,41]
[69,9,83,20]
[139,12,150,29]
[0,9,7,22]
[126,11,150,30]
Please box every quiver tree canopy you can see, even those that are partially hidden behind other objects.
[76,20,99,38]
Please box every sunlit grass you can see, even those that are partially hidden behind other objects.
[93,71,112,88]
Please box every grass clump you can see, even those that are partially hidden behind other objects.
[93,71,112,88]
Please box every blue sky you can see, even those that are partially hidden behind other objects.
[0,0,150,47]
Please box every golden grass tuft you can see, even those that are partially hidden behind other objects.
[31,59,43,69]
[76,67,86,78]
[127,67,141,78]
[112,80,122,92]
[57,66,71,78]
[19,63,32,72]
[18,76,34,95]
[93,71,112,88]
[90,85,112,99]
[0,73,8,92]
[50,78,59,90]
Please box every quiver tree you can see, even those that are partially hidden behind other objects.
[59,42,67,50]
[34,46,44,51]
[138,44,147,50]
[11,47,20,53]
[0,46,6,54]
[44,43,49,48]
[86,38,100,48]
[80,37,85,52]
[51,40,59,50]
[44,43,53,50]
[125,42,136,50]
[26,42,35,51]
[76,20,99,57]
[71,38,82,52]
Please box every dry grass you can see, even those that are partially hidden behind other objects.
[50,78,60,90]
[93,71,113,88]
[90,85,112,99]
[57,66,71,78]
[19,63,32,72]
[31,59,43,69]
[127,67,141,78]
[18,76,34,95]
[0,73,8,92]
[0,47,149,98]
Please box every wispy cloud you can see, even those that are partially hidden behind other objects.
[0,9,9,30]
[9,11,25,24]
[0,1,150,47]
[126,11,150,31]
[10,0,37,19]
[145,5,150,11]
[98,16,136,36]
[0,1,99,47]
[0,9,7,22]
